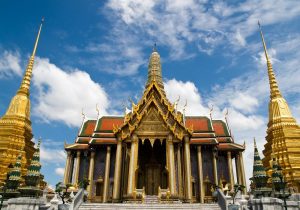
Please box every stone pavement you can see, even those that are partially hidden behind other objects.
[79,203,221,210]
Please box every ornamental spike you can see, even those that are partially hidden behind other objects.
[258,21,282,99]
[18,18,44,96]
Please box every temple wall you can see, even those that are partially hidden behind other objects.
[78,153,90,181]
[92,147,106,197]
[190,146,199,199]
[108,146,116,200]
[202,146,214,196]
[217,152,229,187]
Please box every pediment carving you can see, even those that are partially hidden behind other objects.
[136,106,168,134]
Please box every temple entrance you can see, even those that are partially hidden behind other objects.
[137,139,167,195]
[145,164,160,195]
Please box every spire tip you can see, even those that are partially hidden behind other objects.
[152,42,157,52]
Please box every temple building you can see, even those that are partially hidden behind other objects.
[259,23,300,192]
[64,48,246,203]
[0,20,44,186]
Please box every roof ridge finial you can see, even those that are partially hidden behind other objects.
[18,17,44,96]
[81,108,86,121]
[96,103,100,118]
[258,20,282,99]
[224,108,233,141]
[183,99,187,125]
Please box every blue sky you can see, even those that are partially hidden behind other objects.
[1,0,300,188]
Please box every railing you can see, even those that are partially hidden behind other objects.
[217,188,228,210]
[69,188,84,210]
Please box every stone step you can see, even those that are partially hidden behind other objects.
[79,203,221,210]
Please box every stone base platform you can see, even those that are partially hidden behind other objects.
[79,203,220,210]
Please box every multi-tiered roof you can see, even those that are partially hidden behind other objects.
[66,48,244,152]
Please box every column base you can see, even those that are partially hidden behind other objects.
[183,198,193,203]
[112,198,122,203]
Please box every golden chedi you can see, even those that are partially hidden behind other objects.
[259,22,300,192]
[0,19,44,185]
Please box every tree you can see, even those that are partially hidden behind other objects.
[232,184,245,204]
[55,182,72,204]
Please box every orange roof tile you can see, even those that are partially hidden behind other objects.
[96,117,124,132]
[190,138,218,144]
[65,144,89,150]
[79,120,96,136]
[217,143,244,151]
[186,116,212,132]
[212,120,229,136]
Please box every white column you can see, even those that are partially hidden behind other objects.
[63,151,72,184]
[197,146,204,203]
[103,146,111,202]
[184,136,192,201]
[113,138,123,201]
[227,151,234,191]
[167,134,176,196]
[212,148,218,186]
[74,151,81,186]
[87,151,95,200]
[127,134,139,196]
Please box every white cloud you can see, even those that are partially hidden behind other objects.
[230,93,259,113]
[0,51,22,78]
[55,167,65,177]
[104,0,300,60]
[32,57,110,127]
[164,79,208,116]
[234,29,246,47]
[164,78,265,132]
[40,146,66,164]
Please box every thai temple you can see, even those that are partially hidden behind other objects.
[1,16,300,209]
[258,23,300,192]
[0,19,44,186]
[63,46,247,203]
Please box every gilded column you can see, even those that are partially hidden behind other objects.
[113,138,123,201]
[212,148,218,186]
[103,146,111,202]
[63,151,72,184]
[74,151,81,186]
[177,144,183,198]
[127,134,139,197]
[197,146,204,203]
[87,151,95,200]
[184,136,192,201]
[167,134,176,196]
[239,152,247,193]
[227,151,234,191]
[235,154,241,185]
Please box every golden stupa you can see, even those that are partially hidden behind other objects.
[0,19,44,185]
[259,22,300,192]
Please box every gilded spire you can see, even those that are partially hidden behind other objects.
[18,18,44,96]
[258,21,282,99]
[146,44,164,91]
[2,18,44,119]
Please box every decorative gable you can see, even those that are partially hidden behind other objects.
[114,81,193,140]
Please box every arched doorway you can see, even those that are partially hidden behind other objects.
[137,139,167,195]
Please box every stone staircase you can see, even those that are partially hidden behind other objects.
[144,195,160,204]
[79,197,221,210]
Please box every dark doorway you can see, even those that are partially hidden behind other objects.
[137,139,167,195]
